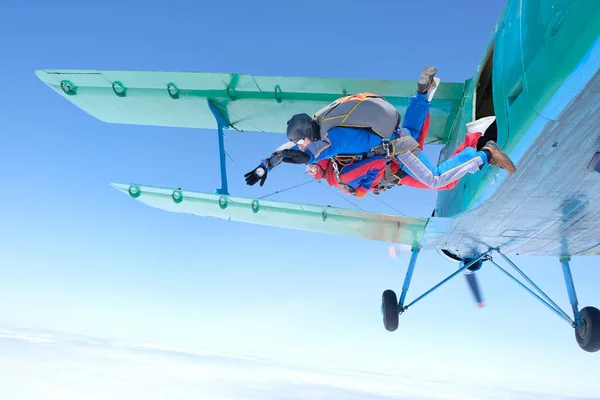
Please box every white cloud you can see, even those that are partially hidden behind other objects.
[0,326,594,400]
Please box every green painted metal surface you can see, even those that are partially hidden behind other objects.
[434,0,600,218]
[112,183,428,247]
[35,69,465,142]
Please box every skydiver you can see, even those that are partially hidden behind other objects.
[244,66,516,190]
[306,130,484,197]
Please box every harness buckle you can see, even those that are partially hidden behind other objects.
[382,139,391,157]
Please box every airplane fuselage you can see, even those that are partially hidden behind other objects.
[426,0,600,258]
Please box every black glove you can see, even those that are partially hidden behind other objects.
[281,149,311,164]
[265,151,284,168]
[244,165,268,186]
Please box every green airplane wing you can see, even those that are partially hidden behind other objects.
[35,69,464,142]
[112,183,429,247]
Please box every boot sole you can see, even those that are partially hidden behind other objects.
[418,66,438,93]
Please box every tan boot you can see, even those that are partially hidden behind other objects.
[418,66,438,94]
[481,141,517,174]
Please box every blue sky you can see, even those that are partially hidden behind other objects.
[1,0,599,398]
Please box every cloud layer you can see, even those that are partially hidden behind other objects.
[0,326,594,400]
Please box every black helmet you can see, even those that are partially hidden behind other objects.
[286,113,321,143]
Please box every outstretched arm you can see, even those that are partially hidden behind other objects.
[244,141,299,187]
[245,131,349,187]
[245,141,313,187]
[259,141,300,170]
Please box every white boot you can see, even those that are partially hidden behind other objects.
[466,116,496,135]
[426,77,440,102]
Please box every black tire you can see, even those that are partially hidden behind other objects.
[575,306,600,352]
[382,289,399,332]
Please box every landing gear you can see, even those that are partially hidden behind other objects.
[381,290,399,332]
[382,247,600,353]
[575,306,600,352]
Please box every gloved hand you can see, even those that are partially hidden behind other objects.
[305,163,325,179]
[281,149,310,164]
[244,165,268,186]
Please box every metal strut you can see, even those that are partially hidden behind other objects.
[396,245,583,329]
[208,100,230,195]
[397,248,492,313]
[561,255,582,328]
[398,248,419,309]
[489,249,582,329]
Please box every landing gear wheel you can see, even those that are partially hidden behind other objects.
[382,289,399,332]
[575,306,600,352]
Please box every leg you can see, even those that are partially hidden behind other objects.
[467,116,517,174]
[397,147,488,189]
[396,132,484,191]
[398,116,517,189]
[401,92,431,140]
[400,66,439,139]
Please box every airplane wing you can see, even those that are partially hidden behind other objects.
[35,69,465,143]
[112,183,429,247]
